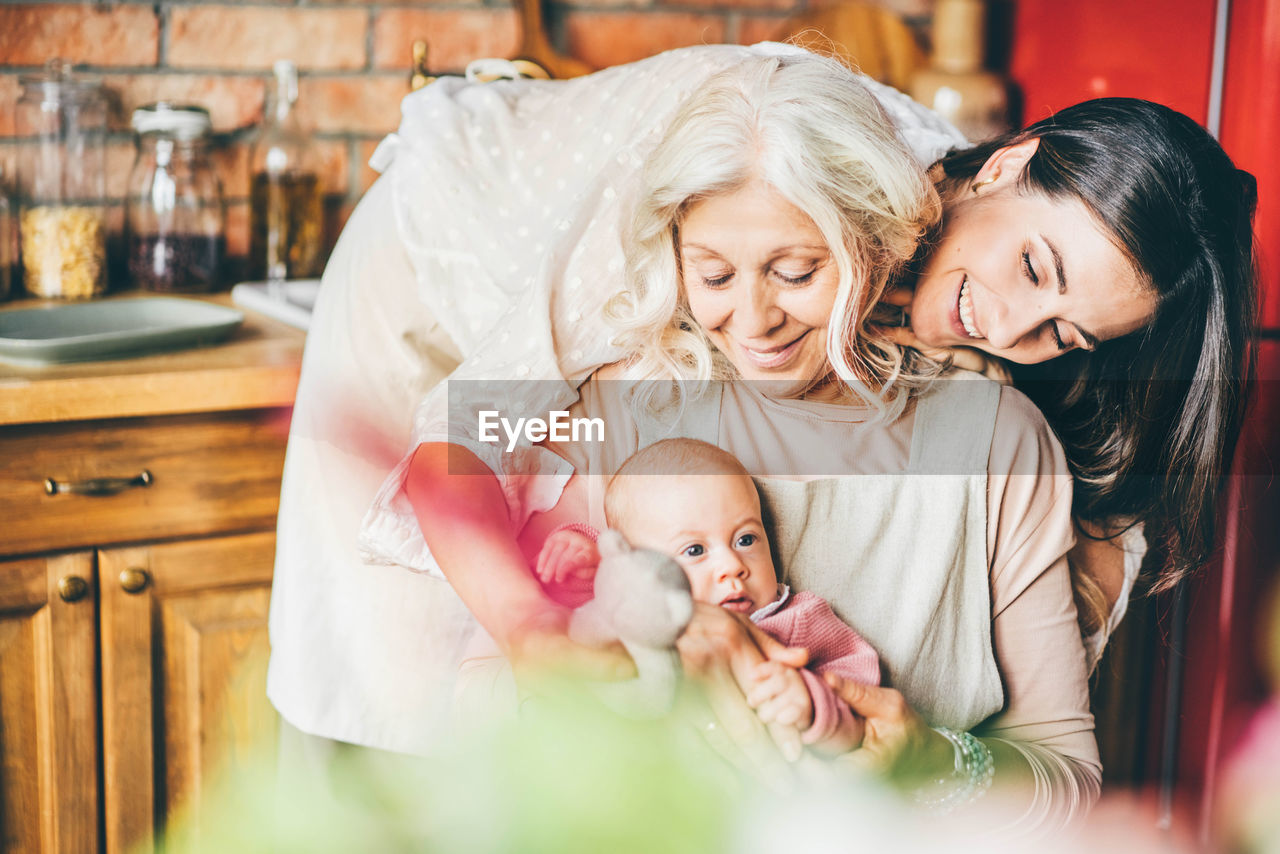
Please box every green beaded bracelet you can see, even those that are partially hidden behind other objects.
[912,727,995,813]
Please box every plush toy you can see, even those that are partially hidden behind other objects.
[569,530,694,719]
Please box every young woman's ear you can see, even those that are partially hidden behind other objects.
[972,138,1042,194]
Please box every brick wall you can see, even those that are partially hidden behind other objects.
[0,0,926,289]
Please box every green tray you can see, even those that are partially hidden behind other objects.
[0,297,244,364]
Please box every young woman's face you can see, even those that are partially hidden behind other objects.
[909,188,1156,364]
[680,179,841,397]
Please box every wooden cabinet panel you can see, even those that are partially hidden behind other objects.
[99,532,277,853]
[161,583,274,839]
[0,553,98,854]
[98,547,155,854]
[0,409,289,557]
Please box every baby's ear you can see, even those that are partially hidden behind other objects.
[597,530,631,560]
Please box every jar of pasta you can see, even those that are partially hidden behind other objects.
[15,60,109,299]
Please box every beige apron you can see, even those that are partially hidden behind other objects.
[456,375,1005,734]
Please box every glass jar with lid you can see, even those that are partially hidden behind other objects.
[126,103,225,293]
[15,59,109,299]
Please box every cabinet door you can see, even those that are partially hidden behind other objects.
[0,552,98,853]
[99,532,277,854]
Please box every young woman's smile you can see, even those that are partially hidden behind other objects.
[679,179,841,396]
[910,146,1157,364]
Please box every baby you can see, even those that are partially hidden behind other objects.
[537,438,880,755]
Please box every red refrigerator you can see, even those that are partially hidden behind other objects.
[1006,0,1280,843]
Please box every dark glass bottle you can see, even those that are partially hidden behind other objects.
[126,103,226,292]
[249,60,322,282]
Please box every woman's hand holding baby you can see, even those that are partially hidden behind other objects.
[677,602,808,691]
[508,609,637,684]
[678,602,810,765]
[746,660,812,729]
[823,672,957,785]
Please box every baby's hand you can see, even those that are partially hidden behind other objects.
[745,660,813,730]
[536,527,600,587]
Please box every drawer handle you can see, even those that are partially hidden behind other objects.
[44,469,153,497]
[58,575,90,603]
[119,568,150,594]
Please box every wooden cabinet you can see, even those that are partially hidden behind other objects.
[0,553,98,853]
[0,298,303,853]
[98,532,277,853]
[0,534,277,854]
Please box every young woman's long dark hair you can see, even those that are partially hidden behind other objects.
[936,98,1258,597]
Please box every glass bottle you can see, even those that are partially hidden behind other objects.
[249,60,322,282]
[15,59,109,299]
[909,0,1011,142]
[126,103,226,293]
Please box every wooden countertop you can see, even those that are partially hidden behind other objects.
[0,293,306,427]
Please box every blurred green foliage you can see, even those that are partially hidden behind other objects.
[156,678,744,853]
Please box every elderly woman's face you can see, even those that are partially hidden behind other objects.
[909,186,1156,364]
[679,179,840,396]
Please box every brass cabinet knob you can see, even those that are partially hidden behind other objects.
[119,568,150,594]
[58,575,89,603]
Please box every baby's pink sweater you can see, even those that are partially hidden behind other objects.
[538,524,878,749]
[753,591,880,749]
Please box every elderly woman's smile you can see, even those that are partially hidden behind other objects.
[679,178,841,396]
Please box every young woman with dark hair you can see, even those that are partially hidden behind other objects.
[898,97,1258,634]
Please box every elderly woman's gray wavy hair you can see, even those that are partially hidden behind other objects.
[606,52,941,419]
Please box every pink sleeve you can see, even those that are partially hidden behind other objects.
[798,667,862,747]
[756,592,879,749]
[787,592,880,686]
[549,522,599,541]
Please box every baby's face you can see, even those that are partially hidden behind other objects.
[616,473,779,614]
